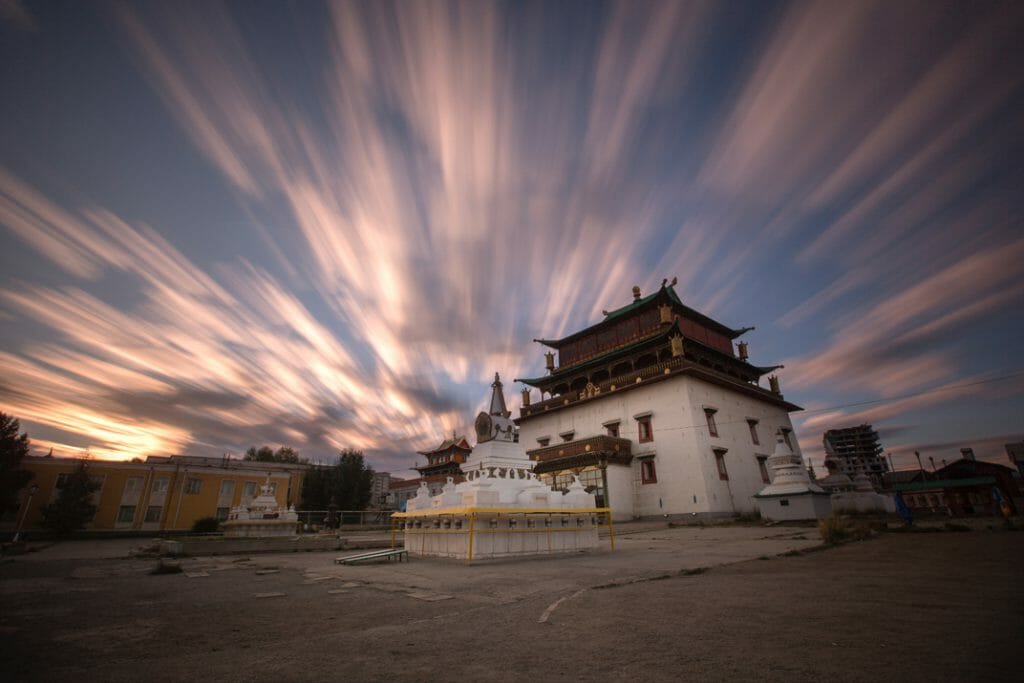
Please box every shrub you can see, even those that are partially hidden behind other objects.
[191,517,220,533]
[818,516,852,545]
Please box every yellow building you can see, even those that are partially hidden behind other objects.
[11,455,306,533]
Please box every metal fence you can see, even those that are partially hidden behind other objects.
[296,509,393,530]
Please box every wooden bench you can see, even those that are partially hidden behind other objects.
[334,548,408,565]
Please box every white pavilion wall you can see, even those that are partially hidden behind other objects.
[520,375,801,519]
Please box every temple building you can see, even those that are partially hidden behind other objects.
[515,280,805,521]
[387,432,473,510]
[414,433,472,482]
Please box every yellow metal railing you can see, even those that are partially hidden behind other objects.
[389,507,615,561]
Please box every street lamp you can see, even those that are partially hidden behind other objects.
[13,483,39,543]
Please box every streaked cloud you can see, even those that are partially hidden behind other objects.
[1,1,1022,475]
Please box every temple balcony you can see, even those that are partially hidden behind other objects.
[526,434,633,474]
[519,354,794,419]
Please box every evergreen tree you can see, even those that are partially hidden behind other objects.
[244,445,300,463]
[0,412,33,514]
[41,462,100,535]
[299,449,373,511]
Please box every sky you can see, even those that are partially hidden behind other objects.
[1,0,1023,478]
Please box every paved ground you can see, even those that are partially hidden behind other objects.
[1,523,1021,682]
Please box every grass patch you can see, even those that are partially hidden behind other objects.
[679,567,707,576]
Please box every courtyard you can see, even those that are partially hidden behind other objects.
[1,523,1021,682]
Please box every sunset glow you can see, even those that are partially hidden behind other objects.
[1,1,1022,474]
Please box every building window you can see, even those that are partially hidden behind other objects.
[151,477,169,494]
[757,456,770,484]
[604,421,620,438]
[144,506,162,523]
[537,437,550,447]
[219,480,235,497]
[747,419,760,445]
[640,459,657,484]
[781,428,793,450]
[704,408,719,437]
[123,476,143,495]
[184,478,202,495]
[242,481,257,499]
[714,449,729,480]
[215,507,230,521]
[117,505,136,524]
[636,415,653,443]
[780,499,789,507]
[559,430,575,442]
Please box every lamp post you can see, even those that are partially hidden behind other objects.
[13,483,39,543]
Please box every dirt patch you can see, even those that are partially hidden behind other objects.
[0,531,1020,682]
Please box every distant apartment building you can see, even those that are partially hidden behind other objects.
[369,471,391,509]
[822,424,889,485]
[8,454,306,534]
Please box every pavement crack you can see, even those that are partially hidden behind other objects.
[538,588,587,623]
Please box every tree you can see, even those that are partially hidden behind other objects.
[0,412,33,514]
[334,449,373,510]
[244,446,300,463]
[300,449,373,511]
[41,462,100,535]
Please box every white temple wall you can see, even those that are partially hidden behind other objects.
[604,464,635,521]
[521,375,802,518]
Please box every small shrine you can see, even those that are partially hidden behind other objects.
[753,433,832,521]
[223,477,299,537]
[391,373,609,560]
[415,433,472,480]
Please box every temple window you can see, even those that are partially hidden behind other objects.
[640,458,657,484]
[757,456,770,484]
[747,419,759,445]
[704,408,719,437]
[537,437,550,447]
[634,412,653,443]
[714,448,729,480]
[604,420,620,438]
[559,430,575,442]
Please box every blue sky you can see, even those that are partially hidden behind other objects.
[1,0,1022,477]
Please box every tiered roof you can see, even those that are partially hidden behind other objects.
[518,283,772,385]
[414,433,471,478]
[516,281,797,418]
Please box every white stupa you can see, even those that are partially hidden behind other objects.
[396,373,603,559]
[753,432,832,521]
[223,476,298,537]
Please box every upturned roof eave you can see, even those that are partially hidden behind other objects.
[529,285,745,351]
[515,363,803,423]
[516,321,775,388]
